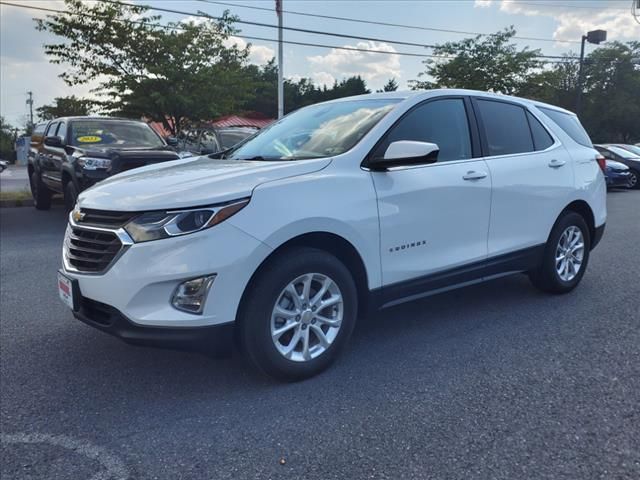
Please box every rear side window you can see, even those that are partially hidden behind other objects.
[538,107,592,147]
[476,100,534,156]
[33,123,46,136]
[526,112,554,151]
[373,98,472,162]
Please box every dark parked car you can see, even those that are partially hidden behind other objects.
[28,117,180,210]
[610,144,640,157]
[603,159,632,189]
[594,144,640,190]
[177,126,258,157]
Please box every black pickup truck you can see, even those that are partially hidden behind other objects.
[28,117,180,211]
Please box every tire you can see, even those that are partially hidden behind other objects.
[628,169,639,190]
[238,247,358,381]
[29,170,52,211]
[529,211,590,294]
[63,180,78,212]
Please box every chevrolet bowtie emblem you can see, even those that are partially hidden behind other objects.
[72,209,86,222]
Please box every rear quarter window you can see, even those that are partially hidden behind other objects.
[538,107,592,148]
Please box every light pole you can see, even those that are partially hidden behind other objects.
[576,29,606,117]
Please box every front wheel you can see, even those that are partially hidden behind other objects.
[64,181,78,212]
[30,170,52,210]
[238,247,358,381]
[529,211,590,294]
[628,169,639,190]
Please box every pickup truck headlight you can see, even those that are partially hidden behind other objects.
[124,199,249,243]
[78,157,112,170]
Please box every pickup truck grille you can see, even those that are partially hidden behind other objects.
[65,227,123,273]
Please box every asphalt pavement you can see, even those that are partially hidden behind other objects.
[1,191,639,479]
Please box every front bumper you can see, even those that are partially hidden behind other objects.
[62,220,273,328]
[605,171,631,188]
[74,295,234,355]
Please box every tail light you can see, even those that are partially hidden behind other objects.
[596,154,607,173]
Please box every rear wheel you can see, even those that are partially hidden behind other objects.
[238,247,358,381]
[529,211,590,294]
[29,170,52,210]
[63,180,78,212]
[628,169,639,189]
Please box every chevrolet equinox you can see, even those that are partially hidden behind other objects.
[58,90,606,380]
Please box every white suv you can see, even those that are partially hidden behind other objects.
[58,90,606,380]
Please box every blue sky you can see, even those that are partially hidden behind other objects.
[1,0,637,126]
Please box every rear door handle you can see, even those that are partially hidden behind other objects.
[548,159,566,168]
[463,171,488,181]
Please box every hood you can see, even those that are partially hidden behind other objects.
[606,160,629,171]
[78,156,332,211]
[73,145,178,159]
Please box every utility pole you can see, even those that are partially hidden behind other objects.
[576,29,606,117]
[276,0,284,119]
[26,91,34,130]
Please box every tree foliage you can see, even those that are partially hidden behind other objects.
[36,96,94,121]
[242,61,370,115]
[377,78,399,92]
[0,117,15,161]
[36,0,252,134]
[410,27,541,94]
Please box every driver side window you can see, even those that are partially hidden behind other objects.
[373,98,472,162]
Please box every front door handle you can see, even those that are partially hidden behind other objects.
[548,159,566,168]
[463,171,488,181]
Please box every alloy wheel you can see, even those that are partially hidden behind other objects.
[270,273,343,362]
[555,226,585,282]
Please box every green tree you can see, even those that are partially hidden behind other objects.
[516,57,579,112]
[377,78,399,92]
[581,41,640,143]
[36,0,252,134]
[0,117,16,161]
[410,27,541,94]
[36,95,94,121]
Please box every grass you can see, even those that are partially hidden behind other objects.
[0,189,33,205]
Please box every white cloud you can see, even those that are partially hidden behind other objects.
[499,0,639,42]
[307,41,402,90]
[474,0,494,8]
[224,36,275,64]
[310,72,336,87]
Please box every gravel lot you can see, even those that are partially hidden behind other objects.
[1,191,639,479]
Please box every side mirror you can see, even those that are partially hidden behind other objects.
[369,141,439,170]
[165,136,179,147]
[44,136,63,148]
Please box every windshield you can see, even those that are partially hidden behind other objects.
[69,121,165,148]
[608,145,639,159]
[228,99,401,161]
[610,145,640,158]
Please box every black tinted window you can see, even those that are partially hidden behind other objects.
[476,100,534,156]
[56,122,67,141]
[527,112,554,150]
[45,122,58,136]
[538,107,592,147]
[374,98,472,162]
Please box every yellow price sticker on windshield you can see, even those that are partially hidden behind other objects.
[76,135,102,143]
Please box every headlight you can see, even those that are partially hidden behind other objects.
[124,198,249,243]
[78,157,112,170]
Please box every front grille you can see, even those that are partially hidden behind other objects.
[65,227,123,273]
[78,209,137,228]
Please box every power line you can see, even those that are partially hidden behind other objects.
[0,0,577,63]
[101,0,577,60]
[510,1,629,10]
[200,0,582,45]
